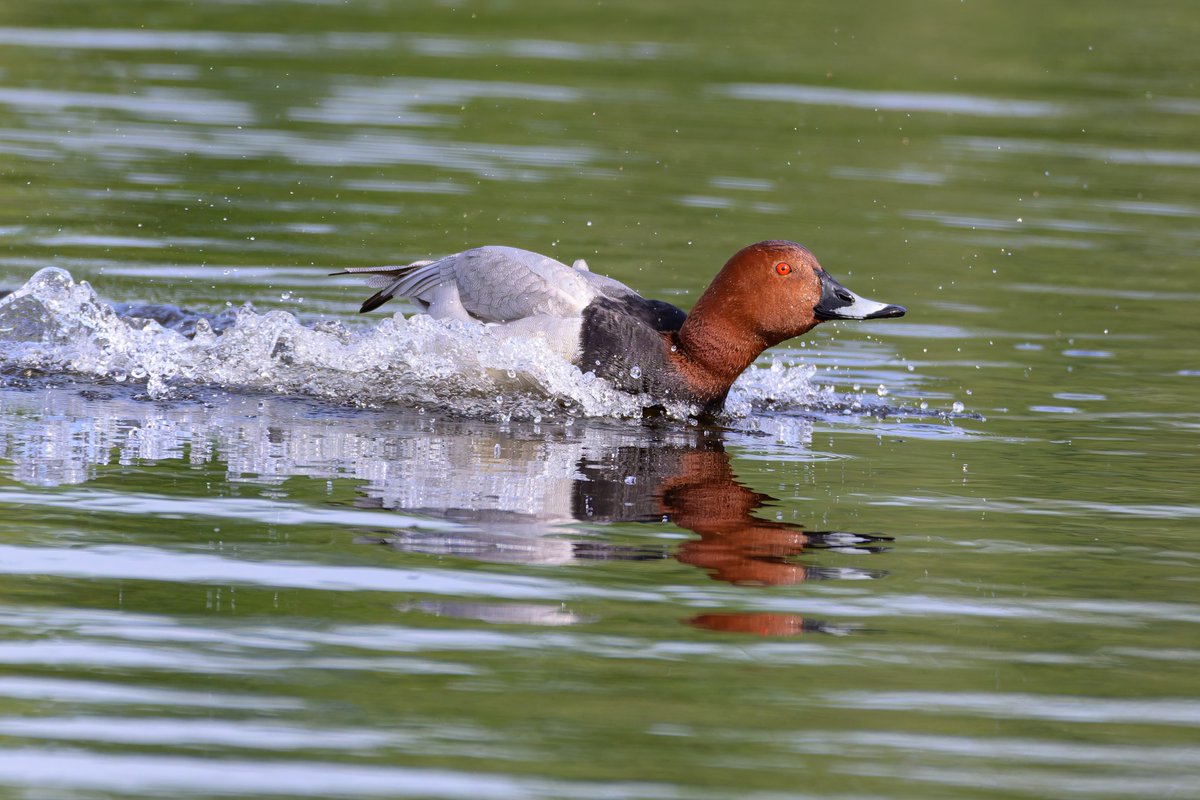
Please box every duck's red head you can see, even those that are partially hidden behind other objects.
[673,240,905,407]
[691,240,905,344]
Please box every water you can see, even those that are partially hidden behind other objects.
[1,1,1199,797]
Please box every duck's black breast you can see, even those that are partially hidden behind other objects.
[641,299,688,333]
[578,296,688,398]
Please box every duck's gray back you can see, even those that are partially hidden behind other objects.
[447,246,604,322]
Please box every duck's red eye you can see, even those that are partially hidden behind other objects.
[775,262,792,276]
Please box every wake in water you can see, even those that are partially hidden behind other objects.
[0,267,942,422]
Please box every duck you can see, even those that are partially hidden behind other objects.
[333,240,905,413]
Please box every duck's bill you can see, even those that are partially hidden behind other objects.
[814,271,906,321]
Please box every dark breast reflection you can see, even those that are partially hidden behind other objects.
[368,429,891,637]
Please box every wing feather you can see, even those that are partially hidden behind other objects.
[332,246,645,322]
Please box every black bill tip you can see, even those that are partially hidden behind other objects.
[865,304,906,320]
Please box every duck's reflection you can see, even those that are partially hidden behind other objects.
[368,431,889,635]
[364,433,886,575]
[0,379,890,635]
[573,435,887,580]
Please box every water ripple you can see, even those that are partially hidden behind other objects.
[874,493,1200,521]
[0,487,454,529]
[0,27,387,53]
[290,78,583,127]
[947,135,1200,167]
[0,124,597,179]
[843,762,1193,798]
[823,690,1200,726]
[0,543,658,601]
[0,748,676,799]
[0,86,252,125]
[717,84,1066,118]
[790,731,1200,770]
[0,716,397,751]
[0,676,302,710]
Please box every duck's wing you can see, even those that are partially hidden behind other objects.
[450,247,597,322]
[513,252,686,331]
[333,260,440,313]
[578,270,687,332]
[334,246,602,321]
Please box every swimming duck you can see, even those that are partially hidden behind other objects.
[334,240,905,412]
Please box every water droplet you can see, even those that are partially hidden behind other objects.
[952,401,965,413]
[919,400,928,410]
[629,365,641,379]
[876,384,888,397]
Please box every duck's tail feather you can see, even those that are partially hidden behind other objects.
[330,260,439,313]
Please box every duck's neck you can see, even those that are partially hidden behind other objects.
[670,313,769,407]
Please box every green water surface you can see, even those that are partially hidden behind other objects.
[1,1,1198,798]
